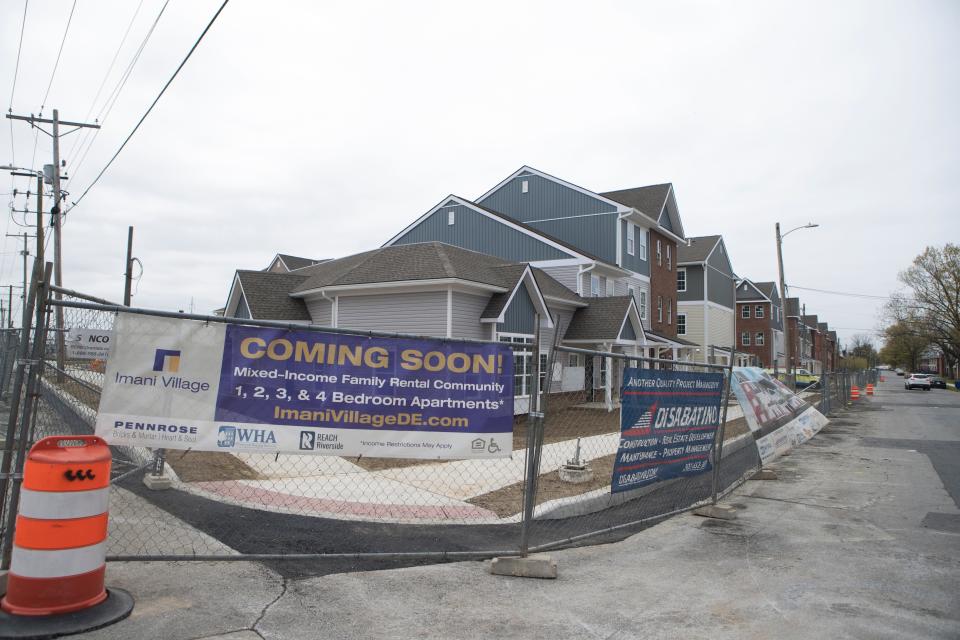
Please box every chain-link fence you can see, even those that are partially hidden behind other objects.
[1,278,776,565]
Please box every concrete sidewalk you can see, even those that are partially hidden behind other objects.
[76,387,959,639]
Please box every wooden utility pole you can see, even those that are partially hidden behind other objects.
[6,110,100,375]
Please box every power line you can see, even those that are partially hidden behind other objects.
[67,0,169,179]
[69,0,231,211]
[39,0,77,113]
[7,0,29,111]
[64,0,148,169]
[789,285,892,301]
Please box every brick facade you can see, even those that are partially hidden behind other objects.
[736,301,774,367]
[648,229,677,338]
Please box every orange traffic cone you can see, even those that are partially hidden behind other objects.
[850,385,860,400]
[0,436,133,635]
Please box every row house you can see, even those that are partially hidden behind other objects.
[734,279,784,369]
[224,242,650,414]
[676,235,738,365]
[386,166,699,361]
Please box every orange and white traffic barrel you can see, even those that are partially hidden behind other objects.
[2,436,112,616]
[866,383,875,396]
[850,385,860,400]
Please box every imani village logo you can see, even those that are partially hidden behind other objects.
[153,349,181,373]
[113,347,211,394]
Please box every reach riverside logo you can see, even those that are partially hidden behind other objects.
[113,347,212,394]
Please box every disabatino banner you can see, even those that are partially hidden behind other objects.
[611,368,724,494]
[95,314,514,459]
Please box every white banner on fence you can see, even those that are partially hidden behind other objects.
[95,313,514,460]
[730,367,829,464]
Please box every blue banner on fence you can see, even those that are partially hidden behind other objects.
[611,368,724,494]
[96,314,515,459]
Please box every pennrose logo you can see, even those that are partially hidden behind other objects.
[153,349,181,373]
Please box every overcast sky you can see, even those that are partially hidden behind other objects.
[2,0,958,347]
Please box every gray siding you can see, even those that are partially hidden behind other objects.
[736,282,765,301]
[305,296,332,326]
[708,274,735,308]
[393,202,570,262]
[539,264,580,294]
[541,307,574,350]
[679,265,704,301]
[707,243,734,277]
[235,294,251,319]
[338,291,446,336]
[707,246,735,308]
[527,215,618,264]
[498,285,536,335]
[479,173,617,224]
[620,221,650,275]
[658,202,675,233]
[451,292,489,340]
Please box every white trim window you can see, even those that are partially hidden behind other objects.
[500,335,533,398]
[521,179,529,193]
[639,290,647,321]
[741,305,751,319]
[568,353,579,367]
[657,295,663,323]
[667,298,672,325]
[677,313,687,335]
[677,268,686,292]
[755,305,764,318]
[626,223,635,256]
[667,245,672,270]
[741,331,751,346]
[447,210,455,225]
[756,332,765,346]
[657,239,662,266]
[639,230,648,261]
[590,275,601,297]
[606,278,615,296]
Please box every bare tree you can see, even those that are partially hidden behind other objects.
[885,244,960,377]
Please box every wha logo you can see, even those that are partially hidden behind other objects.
[217,426,276,448]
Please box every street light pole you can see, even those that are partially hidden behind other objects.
[775,222,819,389]
[776,223,790,384]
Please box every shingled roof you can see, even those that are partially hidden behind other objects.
[276,254,325,271]
[755,281,778,299]
[290,242,581,306]
[565,296,640,341]
[678,235,722,264]
[235,271,311,321]
[600,184,671,222]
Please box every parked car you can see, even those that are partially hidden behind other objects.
[928,376,947,389]
[895,368,905,376]
[904,373,931,391]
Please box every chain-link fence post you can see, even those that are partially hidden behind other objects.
[1,261,52,569]
[710,360,735,505]
[0,261,42,540]
[519,325,540,557]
